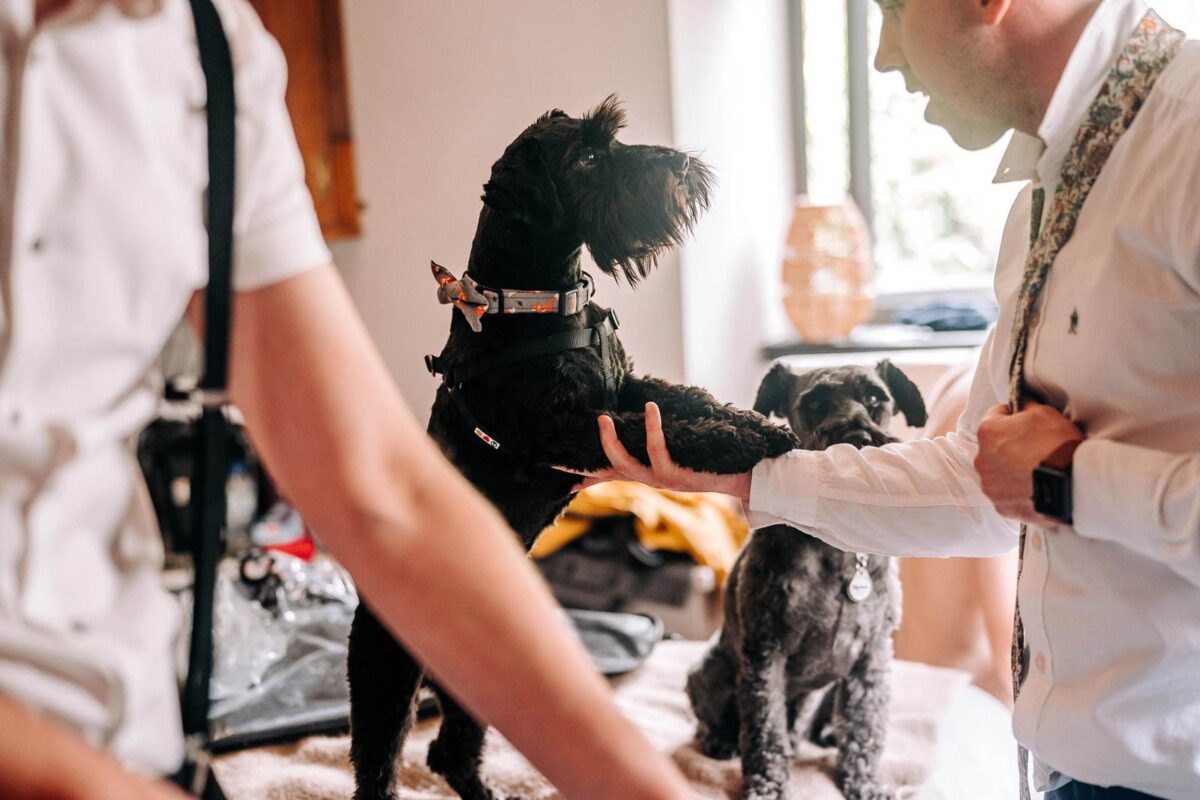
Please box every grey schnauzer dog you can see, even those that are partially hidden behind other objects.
[686,360,928,800]
[346,97,799,800]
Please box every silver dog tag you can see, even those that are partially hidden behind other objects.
[846,555,872,603]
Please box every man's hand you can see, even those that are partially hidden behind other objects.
[556,402,752,501]
[975,401,1085,528]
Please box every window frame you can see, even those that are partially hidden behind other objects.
[789,0,873,231]
[788,0,998,302]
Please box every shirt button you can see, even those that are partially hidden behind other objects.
[1031,531,1043,551]
[1035,652,1047,673]
[30,237,45,254]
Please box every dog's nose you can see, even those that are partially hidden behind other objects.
[653,147,690,177]
[841,431,874,449]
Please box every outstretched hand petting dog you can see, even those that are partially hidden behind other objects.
[557,401,753,501]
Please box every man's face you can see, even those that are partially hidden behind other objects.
[874,0,1013,150]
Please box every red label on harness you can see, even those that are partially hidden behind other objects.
[474,428,501,449]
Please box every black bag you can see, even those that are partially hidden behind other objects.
[173,0,236,795]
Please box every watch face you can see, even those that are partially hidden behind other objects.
[1033,465,1072,524]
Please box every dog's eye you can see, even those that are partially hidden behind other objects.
[864,393,884,409]
[801,394,828,416]
[577,150,599,169]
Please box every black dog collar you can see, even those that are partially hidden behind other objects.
[431,261,594,333]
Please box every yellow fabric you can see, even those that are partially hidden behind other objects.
[532,482,749,582]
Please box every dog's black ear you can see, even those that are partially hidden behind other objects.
[537,108,569,124]
[876,359,928,428]
[582,95,627,144]
[481,139,564,227]
[754,363,794,418]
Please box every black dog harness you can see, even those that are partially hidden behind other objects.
[425,264,620,455]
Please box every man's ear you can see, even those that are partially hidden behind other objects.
[754,363,795,418]
[876,359,928,428]
[481,139,563,227]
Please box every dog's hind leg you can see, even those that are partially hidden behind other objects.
[426,685,514,800]
[685,644,740,759]
[832,642,895,800]
[348,605,426,800]
[736,642,791,800]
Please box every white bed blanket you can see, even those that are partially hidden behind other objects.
[213,640,1017,799]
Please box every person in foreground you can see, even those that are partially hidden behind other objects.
[0,2,693,799]
[568,1,1200,797]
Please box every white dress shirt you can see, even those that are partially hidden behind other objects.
[750,1,1200,795]
[0,0,329,775]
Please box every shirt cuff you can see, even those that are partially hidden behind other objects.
[1072,438,1168,547]
[747,450,820,530]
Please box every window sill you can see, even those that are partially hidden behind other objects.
[762,325,987,360]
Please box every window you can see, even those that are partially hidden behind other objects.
[797,0,1200,295]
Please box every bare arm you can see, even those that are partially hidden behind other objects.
[193,265,690,800]
[0,694,188,800]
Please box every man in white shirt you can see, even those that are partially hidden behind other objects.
[576,0,1200,797]
[0,1,697,798]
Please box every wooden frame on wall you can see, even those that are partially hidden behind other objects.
[249,0,362,240]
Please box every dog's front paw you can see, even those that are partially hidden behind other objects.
[841,781,895,800]
[759,423,801,458]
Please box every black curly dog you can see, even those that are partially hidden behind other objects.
[686,361,928,800]
[346,97,799,800]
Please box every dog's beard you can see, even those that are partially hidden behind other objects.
[581,155,713,285]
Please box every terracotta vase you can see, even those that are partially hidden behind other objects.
[781,197,875,342]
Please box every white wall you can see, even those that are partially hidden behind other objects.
[668,0,798,408]
[330,0,684,417]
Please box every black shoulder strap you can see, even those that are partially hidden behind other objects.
[178,0,235,797]
[196,0,235,396]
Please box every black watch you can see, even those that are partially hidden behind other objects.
[1032,441,1082,525]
